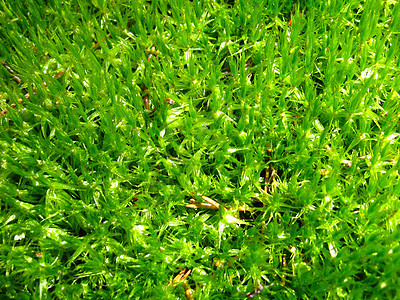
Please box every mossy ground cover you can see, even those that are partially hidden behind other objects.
[1,0,400,298]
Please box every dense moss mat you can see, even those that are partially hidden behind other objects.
[1,0,400,298]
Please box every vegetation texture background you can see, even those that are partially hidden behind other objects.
[1,0,400,299]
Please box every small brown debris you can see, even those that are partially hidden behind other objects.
[54,70,65,79]
[166,98,175,105]
[12,76,21,84]
[186,195,247,212]
[172,269,191,283]
[169,269,193,299]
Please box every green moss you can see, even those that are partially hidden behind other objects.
[1,0,399,298]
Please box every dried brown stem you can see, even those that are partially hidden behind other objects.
[186,195,248,212]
